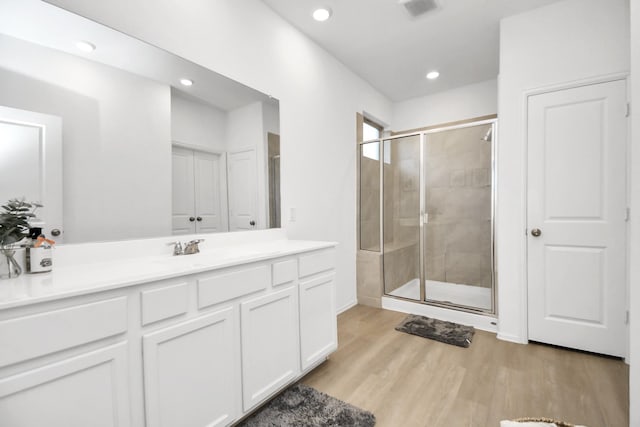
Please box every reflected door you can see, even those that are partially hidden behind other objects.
[267,133,281,229]
[527,80,627,356]
[227,149,258,231]
[0,106,63,242]
[172,147,226,235]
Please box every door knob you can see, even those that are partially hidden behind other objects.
[189,217,195,222]
[531,228,542,237]
[196,217,202,222]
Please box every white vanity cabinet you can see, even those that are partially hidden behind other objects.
[0,237,337,427]
[298,250,338,372]
[240,286,299,411]
[299,273,337,371]
[0,297,131,427]
[142,307,238,427]
[0,343,131,427]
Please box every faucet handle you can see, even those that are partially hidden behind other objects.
[183,239,204,255]
[167,241,183,256]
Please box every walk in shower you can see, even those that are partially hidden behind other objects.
[359,119,496,313]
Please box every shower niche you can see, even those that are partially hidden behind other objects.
[359,119,496,314]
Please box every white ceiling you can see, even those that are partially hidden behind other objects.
[261,0,563,101]
[0,0,272,111]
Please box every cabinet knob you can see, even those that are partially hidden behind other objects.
[196,217,202,222]
[531,228,542,237]
[51,229,61,237]
[189,217,196,222]
[249,220,256,227]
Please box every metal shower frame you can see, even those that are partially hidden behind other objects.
[358,117,498,315]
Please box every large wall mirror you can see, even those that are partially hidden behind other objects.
[0,0,280,244]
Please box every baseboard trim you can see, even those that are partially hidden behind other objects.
[337,300,357,315]
[381,296,498,333]
[496,332,527,344]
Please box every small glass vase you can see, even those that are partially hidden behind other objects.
[0,247,22,279]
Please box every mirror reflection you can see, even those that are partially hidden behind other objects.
[0,1,280,244]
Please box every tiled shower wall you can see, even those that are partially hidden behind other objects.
[360,153,380,252]
[424,124,492,288]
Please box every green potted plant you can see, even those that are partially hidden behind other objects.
[0,198,41,279]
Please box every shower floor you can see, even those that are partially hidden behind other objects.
[387,278,492,310]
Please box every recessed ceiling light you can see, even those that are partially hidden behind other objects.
[312,7,332,22]
[75,41,96,52]
[426,70,440,80]
[179,78,194,87]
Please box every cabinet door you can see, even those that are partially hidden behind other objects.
[143,307,238,427]
[240,287,299,411]
[0,343,130,427]
[299,273,337,371]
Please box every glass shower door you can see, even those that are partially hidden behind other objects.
[423,123,494,311]
[382,134,422,300]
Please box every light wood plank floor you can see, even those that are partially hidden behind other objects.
[302,305,629,427]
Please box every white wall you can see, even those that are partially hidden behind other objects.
[171,91,227,152]
[262,101,280,136]
[497,0,630,343]
[0,34,172,243]
[47,0,393,313]
[629,1,639,424]
[391,79,497,132]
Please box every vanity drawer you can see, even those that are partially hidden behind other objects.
[198,265,269,309]
[141,281,189,326]
[272,259,297,287]
[0,297,127,367]
[298,249,335,278]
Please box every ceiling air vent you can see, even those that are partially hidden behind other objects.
[398,0,438,18]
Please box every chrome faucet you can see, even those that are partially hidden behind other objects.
[184,239,204,255]
[168,241,184,256]
[168,239,205,256]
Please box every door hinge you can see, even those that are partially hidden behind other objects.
[626,102,631,117]
[626,310,630,325]
[625,207,631,222]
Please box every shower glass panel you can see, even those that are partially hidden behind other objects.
[382,134,421,301]
[359,141,381,251]
[423,123,493,310]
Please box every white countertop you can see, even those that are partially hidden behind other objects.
[0,237,336,310]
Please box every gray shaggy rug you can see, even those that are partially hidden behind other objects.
[238,383,376,426]
[395,314,475,348]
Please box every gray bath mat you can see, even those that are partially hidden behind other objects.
[395,314,475,348]
[239,383,376,427]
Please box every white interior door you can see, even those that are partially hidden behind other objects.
[171,147,196,235]
[194,151,225,233]
[0,106,63,243]
[172,147,228,235]
[527,79,627,357]
[227,149,258,231]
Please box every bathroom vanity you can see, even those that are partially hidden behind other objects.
[0,229,338,427]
